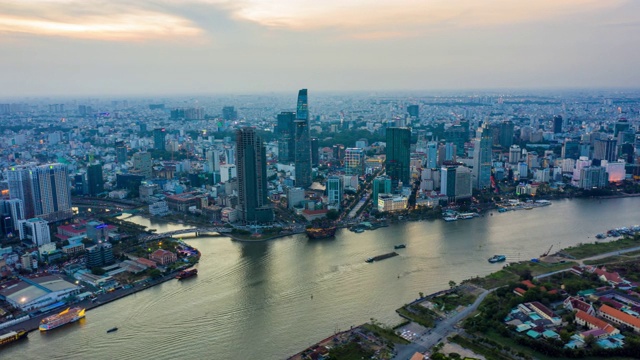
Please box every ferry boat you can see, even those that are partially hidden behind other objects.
[305,226,337,239]
[176,268,198,280]
[488,255,506,263]
[0,329,28,347]
[39,307,85,331]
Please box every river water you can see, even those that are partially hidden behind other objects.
[7,197,640,359]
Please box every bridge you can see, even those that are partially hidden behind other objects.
[139,227,232,241]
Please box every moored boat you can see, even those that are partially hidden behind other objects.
[176,268,198,280]
[305,226,337,239]
[488,255,506,263]
[39,307,85,331]
[107,327,118,333]
[394,244,406,249]
[0,329,28,347]
[365,252,399,263]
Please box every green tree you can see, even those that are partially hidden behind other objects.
[449,280,457,289]
[326,209,340,221]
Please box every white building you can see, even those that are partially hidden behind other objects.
[0,275,80,311]
[149,201,170,216]
[220,164,237,183]
[377,194,408,212]
[606,161,626,182]
[18,218,51,246]
[287,187,305,209]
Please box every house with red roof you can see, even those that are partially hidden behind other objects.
[564,296,596,316]
[150,249,177,266]
[594,267,625,286]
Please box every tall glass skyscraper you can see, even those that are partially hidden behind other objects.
[6,163,72,222]
[385,127,411,188]
[294,89,312,188]
[277,112,296,163]
[236,128,273,223]
[473,123,493,189]
[153,128,166,151]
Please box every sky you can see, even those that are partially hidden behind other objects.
[1,0,639,98]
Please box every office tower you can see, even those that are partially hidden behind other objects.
[153,128,166,151]
[222,106,238,121]
[311,138,319,167]
[236,128,273,223]
[386,127,411,188]
[294,89,312,188]
[614,119,630,137]
[115,141,127,164]
[86,243,115,268]
[407,105,419,118]
[326,176,343,209]
[74,173,88,195]
[18,218,51,246]
[509,145,522,164]
[593,139,618,162]
[277,112,296,163]
[6,164,72,222]
[206,149,221,172]
[500,120,514,148]
[220,164,237,183]
[553,115,563,134]
[444,124,468,156]
[87,164,104,196]
[344,148,365,176]
[473,123,492,189]
[518,162,529,178]
[372,176,392,206]
[0,199,24,236]
[132,151,153,179]
[416,130,428,153]
[426,142,438,168]
[287,187,305,209]
[562,140,580,160]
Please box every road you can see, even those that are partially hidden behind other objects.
[577,245,640,265]
[392,289,492,360]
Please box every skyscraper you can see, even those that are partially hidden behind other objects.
[593,138,618,162]
[87,163,104,196]
[553,115,563,134]
[222,106,237,121]
[115,141,127,164]
[473,123,492,189]
[426,142,438,169]
[499,120,514,148]
[132,151,153,179]
[6,164,72,222]
[294,89,312,188]
[326,176,343,209]
[385,127,411,188]
[236,128,273,223]
[153,128,166,151]
[372,175,392,206]
[277,112,296,163]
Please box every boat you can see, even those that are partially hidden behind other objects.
[394,244,406,249]
[176,268,198,280]
[365,252,399,263]
[595,233,606,240]
[107,327,118,333]
[305,226,337,239]
[498,208,508,213]
[523,206,533,210]
[443,216,458,222]
[488,255,506,263]
[354,228,364,233]
[0,329,28,347]
[39,307,85,331]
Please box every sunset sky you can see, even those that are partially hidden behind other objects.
[1,0,639,97]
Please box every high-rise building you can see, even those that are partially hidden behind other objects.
[440,165,472,201]
[294,89,312,188]
[206,148,221,173]
[18,218,51,246]
[311,138,319,167]
[579,167,608,189]
[86,243,114,268]
[509,145,522,164]
[326,176,343,209]
[372,176,392,206]
[500,120,514,148]
[87,163,104,196]
[277,112,296,163]
[553,115,563,134]
[344,148,365,176]
[473,123,493,189]
[222,106,238,121]
[426,142,438,169]
[562,140,580,160]
[153,128,166,151]
[115,141,127,164]
[0,199,24,236]
[132,151,153,179]
[236,128,273,223]
[386,127,411,188]
[593,138,618,162]
[614,119,630,137]
[6,164,72,222]
[407,105,419,118]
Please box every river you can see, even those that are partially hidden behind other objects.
[6,197,640,359]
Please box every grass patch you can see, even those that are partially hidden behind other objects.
[431,292,477,312]
[583,255,627,265]
[562,236,640,259]
[465,269,519,289]
[325,342,373,360]
[506,261,577,277]
[362,323,410,345]
[449,334,514,360]
[396,304,437,328]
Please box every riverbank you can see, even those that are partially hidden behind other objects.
[3,269,184,334]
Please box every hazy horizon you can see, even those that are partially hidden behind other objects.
[2,0,639,98]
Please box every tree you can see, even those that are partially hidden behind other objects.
[449,280,457,289]
[326,209,340,221]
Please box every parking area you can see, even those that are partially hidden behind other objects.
[396,322,430,341]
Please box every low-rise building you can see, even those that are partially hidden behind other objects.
[575,310,619,335]
[0,275,80,311]
[598,304,640,333]
[150,249,177,266]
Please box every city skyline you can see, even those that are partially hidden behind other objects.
[2,1,640,97]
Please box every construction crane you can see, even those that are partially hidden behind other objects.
[541,244,553,258]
